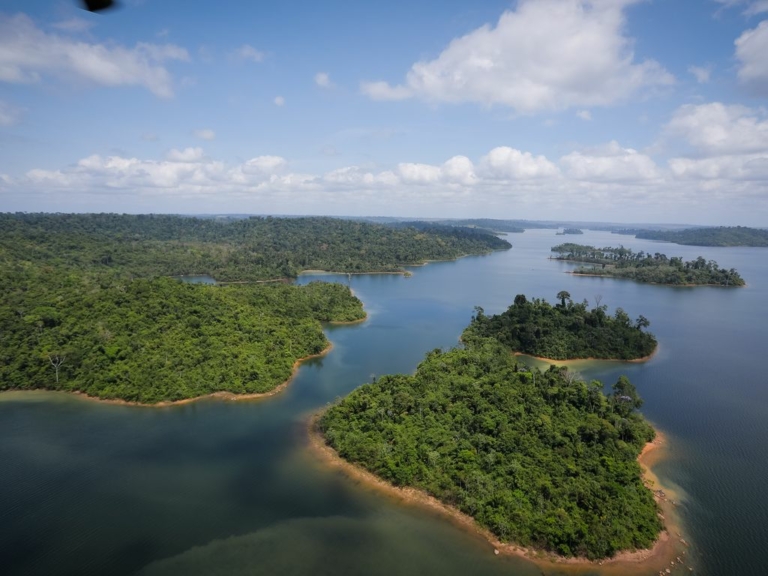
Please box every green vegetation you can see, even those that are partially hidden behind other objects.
[442,219,526,233]
[557,228,584,235]
[551,243,745,286]
[0,213,510,282]
[635,226,768,247]
[319,338,661,559]
[463,293,656,360]
[0,268,364,403]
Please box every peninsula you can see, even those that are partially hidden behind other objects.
[316,339,663,560]
[635,226,768,247]
[551,243,745,286]
[463,293,657,361]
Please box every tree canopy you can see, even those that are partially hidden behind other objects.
[463,294,657,360]
[634,226,768,247]
[319,339,661,559]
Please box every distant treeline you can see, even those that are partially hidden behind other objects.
[635,226,768,247]
[0,213,511,282]
[557,228,584,235]
[551,243,744,286]
[319,338,661,560]
[464,293,657,360]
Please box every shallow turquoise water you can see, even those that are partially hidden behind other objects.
[1,229,766,576]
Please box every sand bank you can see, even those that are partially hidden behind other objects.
[308,416,687,574]
[513,343,659,366]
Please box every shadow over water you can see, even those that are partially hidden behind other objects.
[1,229,767,576]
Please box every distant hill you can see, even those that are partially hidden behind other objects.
[635,226,768,247]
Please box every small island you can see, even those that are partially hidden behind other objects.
[551,243,745,286]
[556,228,584,235]
[463,293,657,361]
[316,338,662,560]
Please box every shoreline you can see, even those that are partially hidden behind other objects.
[513,343,659,366]
[2,342,336,408]
[564,270,745,288]
[307,415,684,573]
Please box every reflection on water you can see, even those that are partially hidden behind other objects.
[2,230,767,576]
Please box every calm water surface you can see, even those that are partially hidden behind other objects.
[1,230,767,576]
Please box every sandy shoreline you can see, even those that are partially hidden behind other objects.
[513,343,659,366]
[308,415,685,574]
[2,342,336,408]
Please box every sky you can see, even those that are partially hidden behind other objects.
[1,0,768,225]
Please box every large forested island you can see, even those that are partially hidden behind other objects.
[551,243,745,286]
[634,226,768,247]
[317,338,662,560]
[0,213,509,403]
[463,294,657,361]
[0,213,510,281]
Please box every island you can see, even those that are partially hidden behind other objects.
[550,243,745,286]
[463,293,657,361]
[0,213,511,404]
[556,228,584,235]
[315,337,663,560]
[635,226,768,247]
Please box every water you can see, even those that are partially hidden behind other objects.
[1,229,766,576]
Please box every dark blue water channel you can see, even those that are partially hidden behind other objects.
[1,230,766,576]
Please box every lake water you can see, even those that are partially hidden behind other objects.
[1,229,766,576]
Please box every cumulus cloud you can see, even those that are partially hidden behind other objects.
[735,20,768,95]
[560,141,659,182]
[666,103,768,156]
[232,44,264,62]
[273,95,285,106]
[194,129,216,141]
[166,147,205,162]
[715,0,768,15]
[0,99,22,125]
[314,72,332,88]
[688,65,711,84]
[360,0,673,112]
[480,147,560,179]
[0,13,189,97]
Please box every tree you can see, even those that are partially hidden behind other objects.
[635,315,650,330]
[556,291,571,307]
[48,353,65,384]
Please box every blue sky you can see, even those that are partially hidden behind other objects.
[1,0,768,225]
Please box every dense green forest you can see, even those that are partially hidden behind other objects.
[440,219,526,233]
[0,269,364,403]
[463,294,657,360]
[634,226,768,247]
[551,243,745,286]
[318,339,661,559]
[0,213,510,282]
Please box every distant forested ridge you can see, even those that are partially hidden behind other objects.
[634,226,768,247]
[318,339,661,559]
[551,243,745,286]
[0,213,511,282]
[463,294,657,360]
[0,269,364,403]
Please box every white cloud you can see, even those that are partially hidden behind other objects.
[242,155,287,174]
[0,13,189,98]
[669,154,768,181]
[715,0,768,15]
[576,110,592,121]
[560,141,659,182]
[666,103,768,156]
[735,20,768,95]
[688,65,711,84]
[360,0,673,112]
[194,129,216,141]
[273,95,285,106]
[0,99,22,125]
[315,72,332,88]
[51,18,95,33]
[166,147,205,162]
[232,44,264,62]
[480,147,560,179]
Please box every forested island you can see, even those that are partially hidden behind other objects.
[0,213,511,282]
[0,213,510,403]
[551,243,745,286]
[635,226,768,247]
[463,293,657,361]
[557,228,583,235]
[317,338,662,560]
